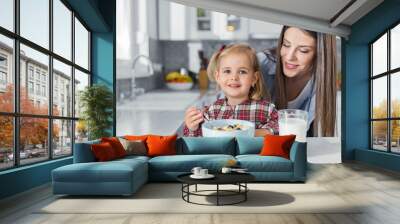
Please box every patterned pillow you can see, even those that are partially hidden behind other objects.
[118,137,147,156]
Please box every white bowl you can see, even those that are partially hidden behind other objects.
[202,119,255,137]
[166,82,193,91]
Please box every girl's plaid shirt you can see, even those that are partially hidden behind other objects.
[183,98,279,137]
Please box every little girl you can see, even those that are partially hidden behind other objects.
[183,43,279,137]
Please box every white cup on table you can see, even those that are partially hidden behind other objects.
[191,167,202,176]
[199,169,208,176]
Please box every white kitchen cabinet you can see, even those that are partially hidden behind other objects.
[158,0,250,41]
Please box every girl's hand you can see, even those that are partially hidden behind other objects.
[185,106,204,131]
[255,129,273,137]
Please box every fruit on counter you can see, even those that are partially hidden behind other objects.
[165,71,193,83]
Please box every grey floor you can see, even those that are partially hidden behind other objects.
[1,163,400,224]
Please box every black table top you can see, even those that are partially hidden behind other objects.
[177,172,255,185]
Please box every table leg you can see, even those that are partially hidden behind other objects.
[195,184,197,192]
[245,183,247,201]
[217,184,219,206]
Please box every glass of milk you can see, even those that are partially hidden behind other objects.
[278,109,308,142]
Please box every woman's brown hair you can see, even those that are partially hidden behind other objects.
[207,43,270,100]
[274,26,337,136]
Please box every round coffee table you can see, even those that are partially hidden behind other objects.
[177,173,255,206]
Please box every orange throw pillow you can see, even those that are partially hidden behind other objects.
[101,137,127,158]
[124,135,149,142]
[260,134,296,159]
[146,134,177,157]
[91,142,117,161]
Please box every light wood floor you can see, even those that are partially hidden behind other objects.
[1,162,400,224]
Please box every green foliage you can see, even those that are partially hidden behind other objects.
[79,84,113,140]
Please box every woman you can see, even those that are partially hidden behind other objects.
[259,26,337,137]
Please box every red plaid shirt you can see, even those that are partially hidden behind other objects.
[183,98,279,137]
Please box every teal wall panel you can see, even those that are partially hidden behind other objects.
[92,32,114,87]
[344,0,400,171]
[355,149,400,172]
[0,158,72,199]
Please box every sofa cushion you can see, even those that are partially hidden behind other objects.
[236,137,264,155]
[53,158,147,183]
[260,134,296,159]
[124,135,150,142]
[177,137,236,155]
[91,142,118,161]
[148,154,235,172]
[101,137,127,158]
[236,155,293,172]
[118,138,147,156]
[147,134,177,157]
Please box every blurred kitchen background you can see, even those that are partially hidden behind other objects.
[116,0,342,163]
[116,0,282,135]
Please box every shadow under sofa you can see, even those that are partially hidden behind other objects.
[52,137,307,196]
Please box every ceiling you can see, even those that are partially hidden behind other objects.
[170,0,384,37]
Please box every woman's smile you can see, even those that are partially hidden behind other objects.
[284,61,299,70]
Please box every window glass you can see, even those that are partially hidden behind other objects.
[372,33,387,76]
[0,0,14,31]
[372,121,388,151]
[75,120,88,143]
[20,0,49,49]
[53,119,72,157]
[0,116,13,170]
[53,59,72,117]
[372,77,387,119]
[391,24,400,70]
[74,18,89,70]
[391,72,400,118]
[19,117,49,165]
[0,35,14,113]
[391,120,400,153]
[74,69,89,118]
[53,0,72,60]
[20,44,49,115]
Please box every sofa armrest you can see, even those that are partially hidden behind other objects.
[73,140,100,163]
[289,142,307,181]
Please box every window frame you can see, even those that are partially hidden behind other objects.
[0,0,92,171]
[370,20,400,154]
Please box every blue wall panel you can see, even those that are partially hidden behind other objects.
[92,33,114,88]
[0,158,72,199]
[344,0,400,171]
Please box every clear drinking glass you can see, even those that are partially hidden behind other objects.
[278,109,308,142]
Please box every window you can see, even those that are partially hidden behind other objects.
[0,0,14,32]
[370,23,400,154]
[0,0,91,170]
[75,18,89,70]
[53,0,72,60]
[0,71,6,85]
[20,0,49,49]
[42,85,46,97]
[53,59,72,117]
[0,34,13,113]
[28,81,34,94]
[28,67,34,80]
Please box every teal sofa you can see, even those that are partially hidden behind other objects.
[52,137,307,196]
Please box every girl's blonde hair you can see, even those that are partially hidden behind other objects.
[207,43,270,101]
